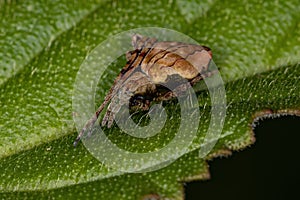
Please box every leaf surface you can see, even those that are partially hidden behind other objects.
[0,0,299,199]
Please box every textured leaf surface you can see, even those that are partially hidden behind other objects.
[0,0,299,199]
[0,0,101,84]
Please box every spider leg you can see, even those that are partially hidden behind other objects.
[101,72,155,128]
[73,91,114,146]
[73,55,143,146]
[153,82,190,102]
[190,70,218,86]
[73,67,130,146]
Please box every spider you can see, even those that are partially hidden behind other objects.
[74,34,214,146]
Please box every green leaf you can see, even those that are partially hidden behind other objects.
[0,0,299,199]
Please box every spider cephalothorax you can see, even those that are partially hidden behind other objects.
[74,34,214,146]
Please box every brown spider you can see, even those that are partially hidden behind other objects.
[74,34,214,146]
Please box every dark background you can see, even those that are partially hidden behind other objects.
[185,115,300,200]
